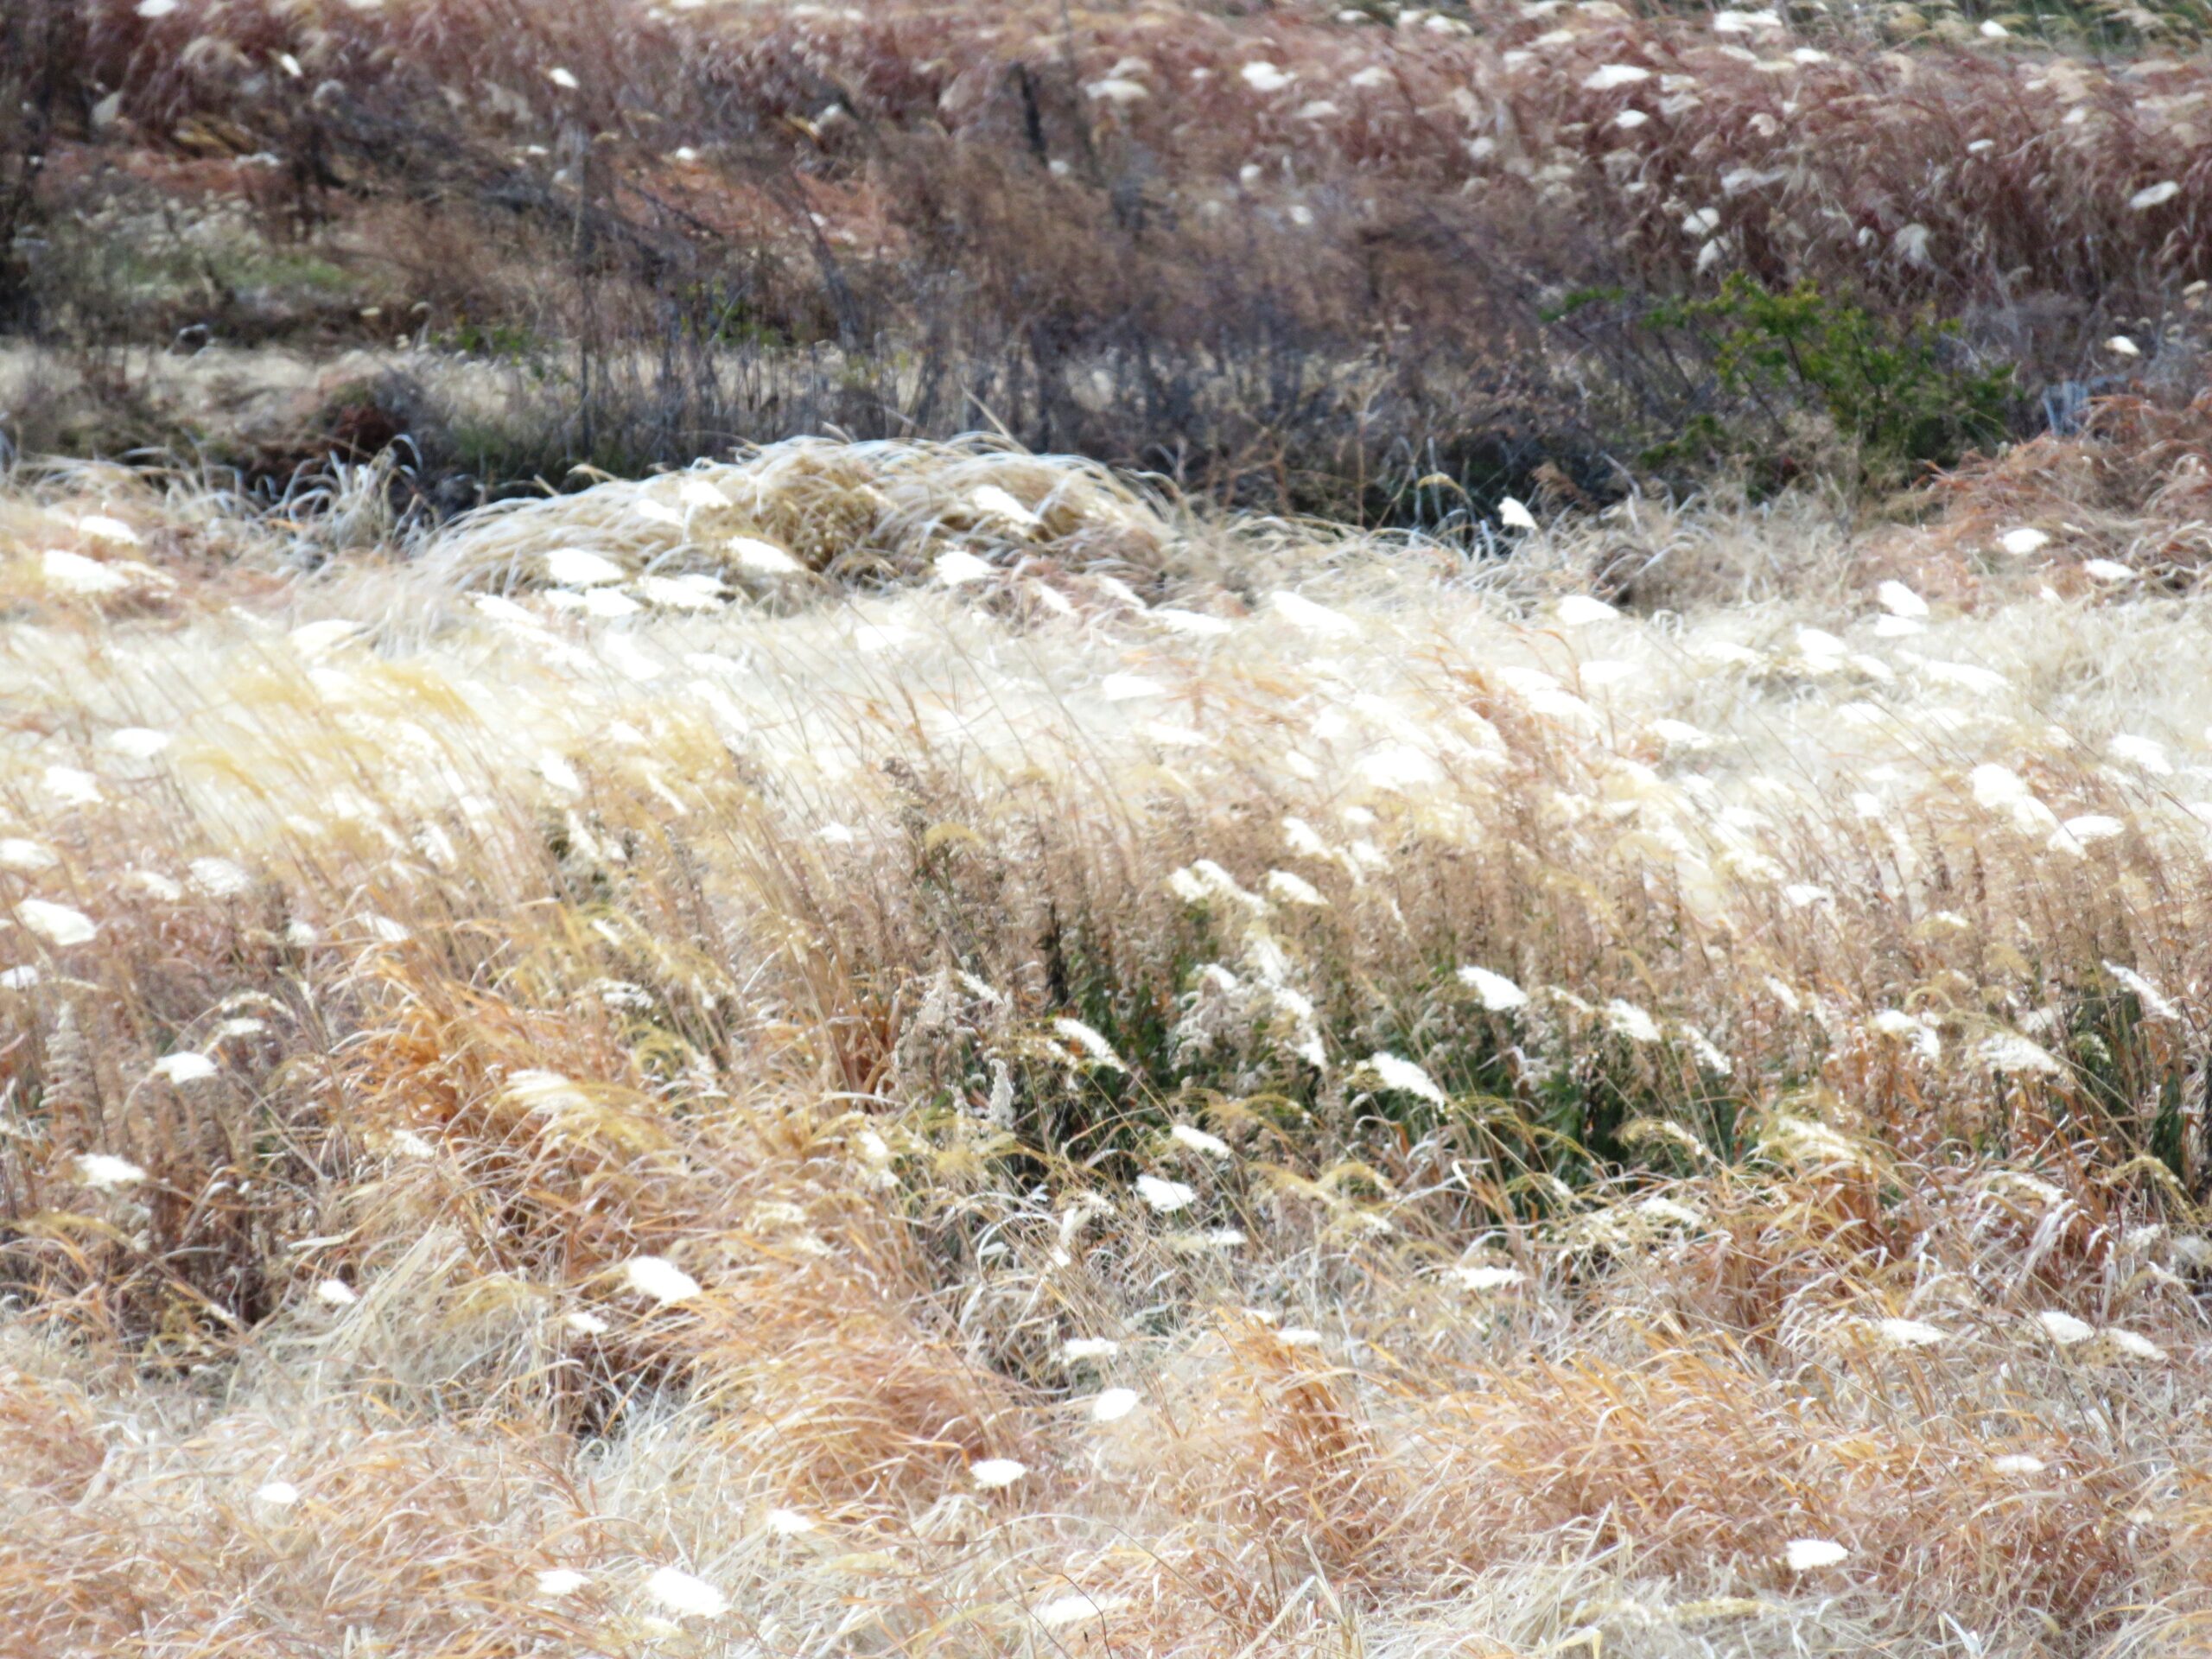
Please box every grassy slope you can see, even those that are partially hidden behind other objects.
[11,0,2212,505]
[0,435,2209,1656]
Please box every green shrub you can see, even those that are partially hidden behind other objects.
[1642,277,2016,490]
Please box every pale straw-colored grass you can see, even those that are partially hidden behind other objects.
[0,440,2209,1656]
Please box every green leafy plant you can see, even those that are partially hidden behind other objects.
[1643,277,2016,490]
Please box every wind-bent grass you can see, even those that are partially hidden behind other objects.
[1,439,2209,1656]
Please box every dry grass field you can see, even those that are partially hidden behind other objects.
[4,414,2212,1656]
[9,3,2212,1656]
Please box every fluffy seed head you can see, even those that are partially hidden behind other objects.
[13,900,97,947]
[1365,1052,1446,1105]
[1872,1317,1948,1348]
[1033,1592,1132,1628]
[1091,1388,1140,1422]
[643,1566,728,1618]
[1459,965,1530,1010]
[1135,1174,1197,1213]
[151,1052,218,1084]
[622,1255,703,1305]
[1169,1123,1233,1160]
[2035,1310,2094,1346]
[74,1153,148,1190]
[1783,1539,1848,1571]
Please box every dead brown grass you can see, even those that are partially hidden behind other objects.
[17,0,2212,511]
